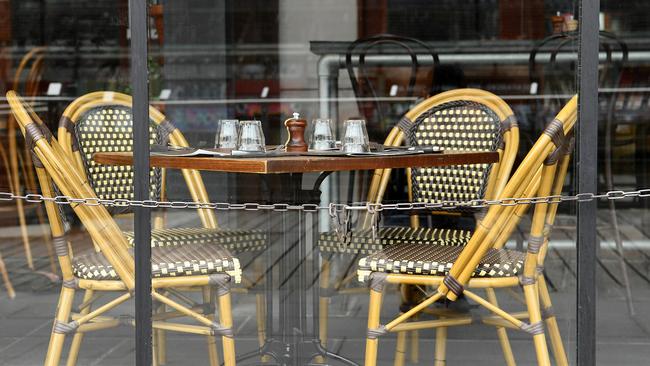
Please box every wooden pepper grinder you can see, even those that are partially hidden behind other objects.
[284,112,308,152]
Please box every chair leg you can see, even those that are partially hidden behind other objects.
[0,251,15,299]
[409,318,419,363]
[433,325,447,366]
[36,205,57,274]
[156,302,167,365]
[608,200,635,315]
[393,313,408,366]
[393,320,407,366]
[315,258,331,364]
[538,276,568,366]
[44,286,75,366]
[15,199,33,269]
[152,330,159,366]
[65,290,94,366]
[364,287,384,366]
[255,293,269,363]
[399,284,420,364]
[523,284,551,366]
[217,286,236,366]
[203,287,221,366]
[486,288,516,366]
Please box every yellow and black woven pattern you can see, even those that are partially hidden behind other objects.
[123,227,266,253]
[72,244,241,281]
[318,227,471,255]
[406,101,501,211]
[358,243,524,278]
[74,105,165,215]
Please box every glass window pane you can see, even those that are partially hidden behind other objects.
[0,1,135,364]
[597,2,650,364]
[145,1,582,365]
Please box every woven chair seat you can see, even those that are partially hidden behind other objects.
[72,244,240,281]
[358,243,524,278]
[319,227,472,255]
[123,227,266,253]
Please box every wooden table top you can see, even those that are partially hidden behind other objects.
[93,150,498,174]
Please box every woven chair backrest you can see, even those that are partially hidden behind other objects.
[405,100,502,211]
[74,104,167,215]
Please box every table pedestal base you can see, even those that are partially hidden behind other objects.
[236,338,357,366]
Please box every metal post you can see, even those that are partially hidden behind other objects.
[129,0,152,365]
[317,55,339,232]
[577,0,599,365]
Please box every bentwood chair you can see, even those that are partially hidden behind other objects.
[317,89,519,363]
[57,91,267,364]
[357,95,577,366]
[8,90,241,366]
[346,34,440,140]
[5,47,56,273]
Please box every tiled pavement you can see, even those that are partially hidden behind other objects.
[0,211,649,365]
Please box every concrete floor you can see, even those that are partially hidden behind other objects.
[0,210,649,365]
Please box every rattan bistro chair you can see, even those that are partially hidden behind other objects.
[57,91,267,365]
[316,89,519,363]
[8,90,240,366]
[358,95,577,366]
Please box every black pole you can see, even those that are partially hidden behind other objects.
[129,0,152,365]
[577,0,599,365]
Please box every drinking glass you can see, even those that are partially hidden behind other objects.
[237,120,266,151]
[215,119,239,149]
[342,119,370,153]
[309,118,336,150]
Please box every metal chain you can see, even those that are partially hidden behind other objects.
[2,188,650,212]
[5,188,650,243]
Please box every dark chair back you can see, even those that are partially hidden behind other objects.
[345,34,440,139]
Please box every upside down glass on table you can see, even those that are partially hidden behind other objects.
[309,118,336,151]
[342,119,370,153]
[238,120,266,152]
[215,119,239,149]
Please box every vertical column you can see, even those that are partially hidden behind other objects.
[129,0,152,365]
[577,0,599,365]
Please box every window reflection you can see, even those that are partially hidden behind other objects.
[0,1,648,365]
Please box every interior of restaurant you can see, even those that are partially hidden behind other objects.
[0,0,649,365]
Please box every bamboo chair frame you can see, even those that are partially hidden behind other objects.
[389,89,519,363]
[58,91,223,365]
[6,47,56,273]
[318,89,519,364]
[57,91,272,365]
[360,95,577,366]
[7,91,240,366]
